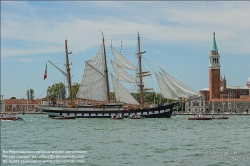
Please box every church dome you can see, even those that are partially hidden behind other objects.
[247,77,250,85]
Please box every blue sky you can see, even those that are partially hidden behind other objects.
[1,1,250,99]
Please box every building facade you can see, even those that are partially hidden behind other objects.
[185,32,250,113]
[0,95,5,113]
[4,99,42,112]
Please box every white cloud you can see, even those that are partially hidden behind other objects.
[1,1,250,58]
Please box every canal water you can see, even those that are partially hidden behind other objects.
[1,114,249,166]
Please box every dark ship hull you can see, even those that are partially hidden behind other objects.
[40,103,177,119]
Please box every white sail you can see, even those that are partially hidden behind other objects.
[111,74,139,105]
[110,45,137,70]
[156,73,179,100]
[159,72,188,98]
[161,69,197,96]
[76,62,107,101]
[111,60,137,83]
[86,45,105,74]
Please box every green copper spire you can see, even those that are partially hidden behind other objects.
[211,32,218,51]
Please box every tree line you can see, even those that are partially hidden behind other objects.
[45,82,177,105]
[8,82,181,111]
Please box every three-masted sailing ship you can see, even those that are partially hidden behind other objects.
[39,32,197,118]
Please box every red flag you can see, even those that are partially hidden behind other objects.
[44,62,47,80]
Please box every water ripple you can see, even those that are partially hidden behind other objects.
[1,115,250,166]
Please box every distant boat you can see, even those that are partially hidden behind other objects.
[216,114,229,120]
[111,114,124,120]
[216,117,229,119]
[187,113,213,120]
[39,32,198,118]
[0,115,24,121]
[187,117,213,120]
[51,116,76,120]
[129,114,145,119]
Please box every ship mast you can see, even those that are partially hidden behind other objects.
[102,32,110,101]
[137,32,146,107]
[65,39,73,106]
[137,32,152,108]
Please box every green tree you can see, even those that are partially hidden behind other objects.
[10,97,16,99]
[46,82,66,99]
[26,90,30,100]
[30,89,34,99]
[26,88,35,99]
[72,82,80,99]
[130,91,179,105]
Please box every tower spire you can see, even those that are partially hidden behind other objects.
[211,32,218,51]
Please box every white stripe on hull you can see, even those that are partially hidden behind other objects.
[44,109,170,118]
[40,106,123,111]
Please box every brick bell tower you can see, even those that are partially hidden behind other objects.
[209,32,220,101]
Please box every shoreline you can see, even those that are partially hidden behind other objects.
[174,113,250,116]
[1,112,249,116]
[0,112,45,114]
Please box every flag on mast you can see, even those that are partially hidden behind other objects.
[44,62,47,80]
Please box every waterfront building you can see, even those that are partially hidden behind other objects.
[0,95,5,112]
[185,33,250,113]
[4,99,42,112]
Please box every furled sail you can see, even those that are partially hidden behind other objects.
[156,73,180,100]
[76,62,107,101]
[110,45,137,70]
[111,60,137,83]
[161,69,197,96]
[111,74,139,105]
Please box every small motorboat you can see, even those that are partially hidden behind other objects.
[0,116,24,121]
[216,116,229,119]
[129,114,145,119]
[51,116,76,120]
[187,113,213,120]
[111,115,124,120]
[187,117,213,120]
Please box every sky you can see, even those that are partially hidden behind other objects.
[1,1,250,100]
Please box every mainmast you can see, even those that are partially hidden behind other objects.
[137,32,146,107]
[65,39,73,106]
[102,32,110,101]
[137,32,152,108]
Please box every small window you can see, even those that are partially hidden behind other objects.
[5,106,9,109]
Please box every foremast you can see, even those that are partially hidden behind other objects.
[102,32,110,102]
[64,39,74,106]
[137,32,152,108]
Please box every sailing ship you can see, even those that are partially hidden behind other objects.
[39,32,198,118]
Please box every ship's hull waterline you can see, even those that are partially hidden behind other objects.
[39,103,177,118]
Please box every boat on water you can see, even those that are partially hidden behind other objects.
[187,117,213,120]
[187,113,213,120]
[129,114,145,119]
[111,114,124,120]
[216,114,229,119]
[0,115,24,121]
[39,32,198,118]
[216,117,229,119]
[51,116,76,120]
